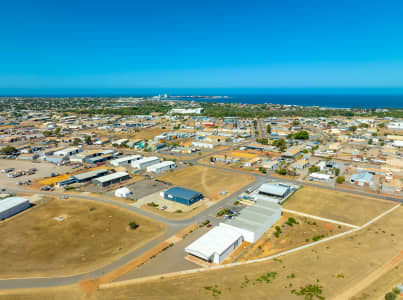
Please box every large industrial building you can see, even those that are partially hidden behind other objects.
[92,172,130,187]
[163,187,203,206]
[257,183,290,198]
[110,155,142,167]
[220,201,282,243]
[185,226,243,264]
[185,199,282,263]
[131,156,160,169]
[71,169,109,183]
[146,161,176,173]
[0,197,30,220]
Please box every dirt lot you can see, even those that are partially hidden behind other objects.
[141,201,209,220]
[283,186,395,226]
[158,165,255,201]
[0,198,165,278]
[3,206,402,300]
[134,128,166,140]
[239,213,348,261]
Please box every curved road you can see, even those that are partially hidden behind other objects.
[0,142,401,289]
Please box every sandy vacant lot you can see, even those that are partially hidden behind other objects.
[240,213,348,261]
[158,165,255,201]
[0,198,165,278]
[283,186,395,226]
[2,205,402,300]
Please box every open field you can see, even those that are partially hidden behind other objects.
[239,213,348,261]
[0,198,165,278]
[134,128,166,140]
[350,261,403,300]
[283,186,395,226]
[3,206,402,300]
[158,165,254,202]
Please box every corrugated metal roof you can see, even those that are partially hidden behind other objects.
[72,169,108,181]
[258,183,289,197]
[110,155,141,164]
[0,197,29,213]
[94,172,129,183]
[165,187,201,200]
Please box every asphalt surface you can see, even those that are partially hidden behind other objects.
[0,141,401,289]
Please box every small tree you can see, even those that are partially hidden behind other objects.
[336,176,345,184]
[72,138,81,146]
[385,292,397,300]
[267,124,271,134]
[85,136,92,145]
[1,146,18,155]
[129,221,139,230]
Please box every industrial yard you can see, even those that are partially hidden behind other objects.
[0,197,165,278]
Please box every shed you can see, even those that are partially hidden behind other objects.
[115,187,132,198]
[164,187,203,206]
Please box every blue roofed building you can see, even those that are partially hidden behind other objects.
[350,172,374,187]
[163,187,203,206]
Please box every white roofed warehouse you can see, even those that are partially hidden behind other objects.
[185,226,243,264]
[258,183,290,198]
[92,172,130,187]
[110,155,142,167]
[0,197,30,220]
[146,161,176,173]
[131,156,160,169]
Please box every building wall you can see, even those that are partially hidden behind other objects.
[215,236,243,263]
[164,192,203,206]
[94,174,130,187]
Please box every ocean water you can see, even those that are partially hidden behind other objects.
[0,88,402,108]
[180,94,403,109]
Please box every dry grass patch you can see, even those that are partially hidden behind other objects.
[283,186,395,226]
[239,213,348,261]
[158,165,255,201]
[2,207,403,300]
[0,198,165,278]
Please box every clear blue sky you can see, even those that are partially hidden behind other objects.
[1,0,403,90]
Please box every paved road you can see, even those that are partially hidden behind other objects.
[0,140,401,289]
[0,175,262,289]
